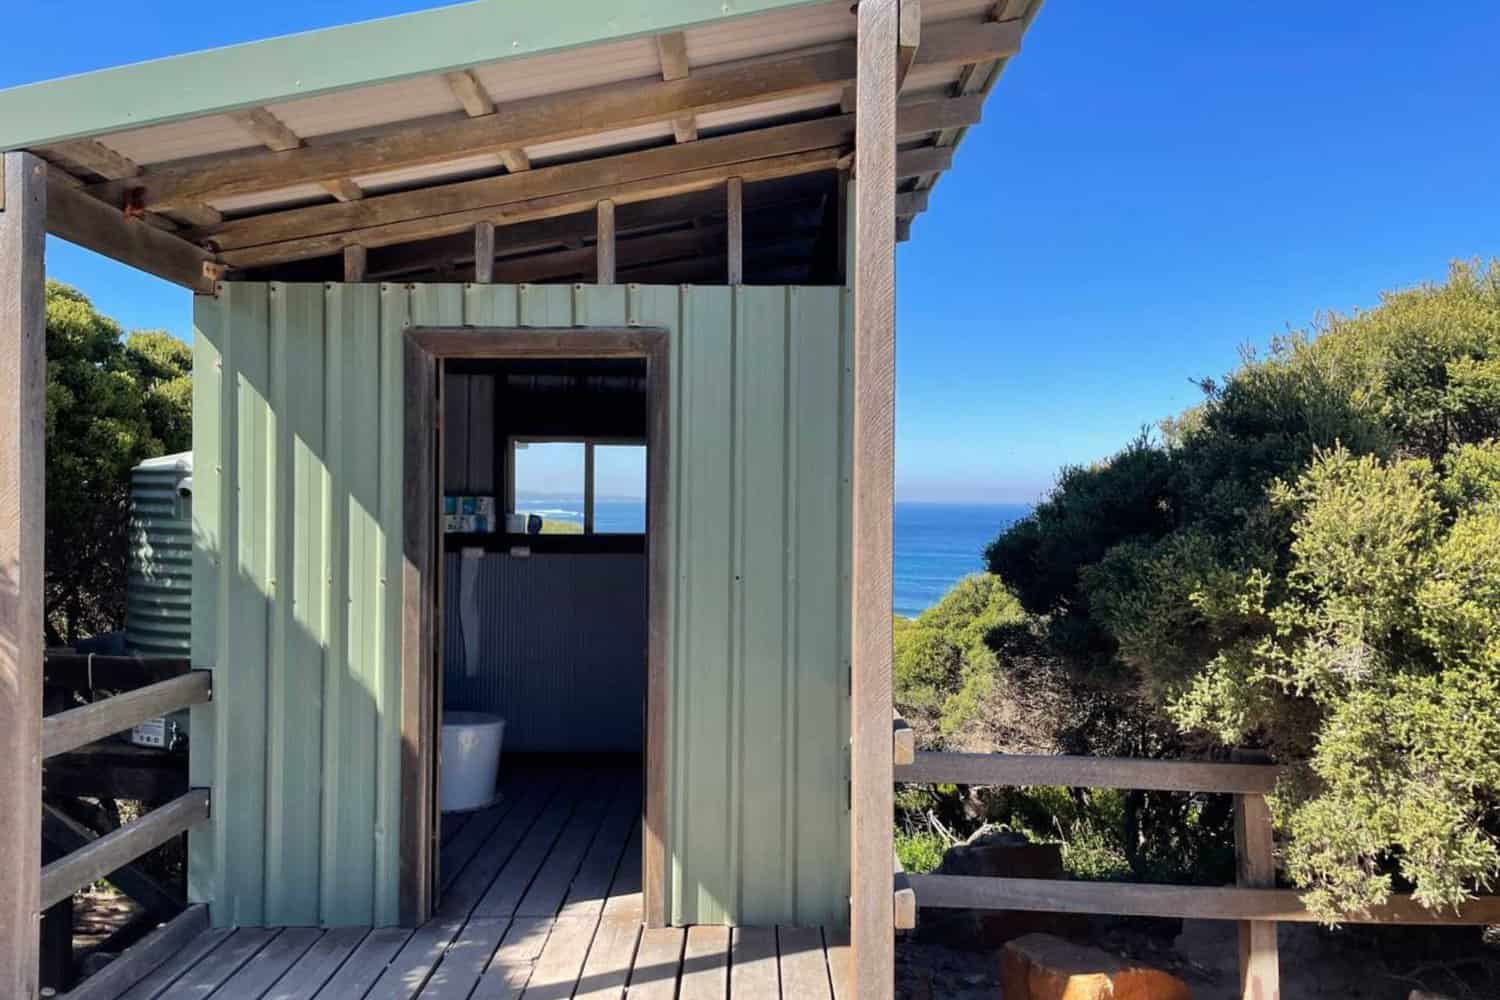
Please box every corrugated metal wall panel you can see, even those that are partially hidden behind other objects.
[193,282,850,929]
[442,553,647,751]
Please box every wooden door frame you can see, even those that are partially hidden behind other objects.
[400,326,671,927]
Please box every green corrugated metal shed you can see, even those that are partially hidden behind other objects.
[191,282,853,927]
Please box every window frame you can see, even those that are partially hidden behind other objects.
[506,434,647,535]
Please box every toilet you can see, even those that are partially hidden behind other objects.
[440,711,506,812]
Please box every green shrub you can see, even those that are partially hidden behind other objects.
[987,261,1500,921]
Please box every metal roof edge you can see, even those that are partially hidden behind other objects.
[0,0,826,151]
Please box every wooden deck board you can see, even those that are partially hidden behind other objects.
[210,926,322,998]
[519,915,598,1000]
[559,782,639,921]
[263,926,370,1000]
[571,917,639,1000]
[777,926,833,1000]
[471,774,585,918]
[678,925,730,1000]
[72,763,845,1000]
[627,926,685,1000]
[116,926,235,999]
[599,819,643,923]
[312,927,414,998]
[515,778,615,918]
[471,916,551,1000]
[729,927,780,998]
[155,927,280,999]
[417,917,509,999]
[438,778,557,919]
[364,918,465,999]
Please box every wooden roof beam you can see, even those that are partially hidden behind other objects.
[88,18,1019,213]
[227,107,303,152]
[444,70,530,172]
[197,97,978,256]
[46,174,220,293]
[33,139,220,228]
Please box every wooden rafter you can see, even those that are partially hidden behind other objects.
[197,97,976,256]
[46,174,219,292]
[655,32,698,143]
[34,139,220,228]
[85,18,1018,213]
[320,178,365,202]
[227,106,304,152]
[444,69,530,173]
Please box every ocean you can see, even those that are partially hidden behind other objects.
[515,495,1030,618]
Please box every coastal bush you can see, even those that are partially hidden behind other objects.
[45,282,192,644]
[986,260,1500,921]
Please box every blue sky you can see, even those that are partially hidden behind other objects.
[7,1,1499,503]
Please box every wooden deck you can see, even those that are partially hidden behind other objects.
[67,760,851,999]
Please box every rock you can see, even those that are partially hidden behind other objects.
[1000,933,1192,1000]
[918,831,1087,950]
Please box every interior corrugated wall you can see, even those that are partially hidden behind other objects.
[192,282,851,929]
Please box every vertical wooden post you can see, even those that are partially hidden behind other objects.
[473,221,495,284]
[726,177,744,285]
[0,151,47,1000]
[850,2,898,998]
[596,200,616,284]
[343,245,367,283]
[1234,753,1279,1000]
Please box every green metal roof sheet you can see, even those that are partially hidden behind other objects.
[0,0,824,151]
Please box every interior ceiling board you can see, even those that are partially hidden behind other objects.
[266,75,463,140]
[468,37,662,105]
[353,153,509,195]
[526,122,676,166]
[93,115,260,166]
[211,183,331,216]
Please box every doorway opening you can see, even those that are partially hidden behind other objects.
[401,328,670,929]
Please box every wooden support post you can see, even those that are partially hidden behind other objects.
[1235,750,1280,1000]
[851,1,899,998]
[726,177,744,285]
[0,150,47,1000]
[343,244,367,283]
[473,221,495,284]
[596,199,616,285]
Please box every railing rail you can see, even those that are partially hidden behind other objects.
[39,789,210,911]
[42,670,211,759]
[895,743,1500,1000]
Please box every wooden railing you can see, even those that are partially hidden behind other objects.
[892,728,1500,999]
[38,667,212,942]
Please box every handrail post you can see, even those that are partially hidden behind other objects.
[1234,749,1279,999]
[1,151,47,1000]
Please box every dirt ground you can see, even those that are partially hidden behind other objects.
[897,916,1500,999]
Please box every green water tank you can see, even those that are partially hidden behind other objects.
[125,451,193,657]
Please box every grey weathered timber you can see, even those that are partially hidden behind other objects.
[893,853,915,931]
[45,174,216,292]
[63,904,210,1000]
[909,874,1500,924]
[39,789,211,910]
[473,222,495,283]
[0,148,46,1000]
[726,178,744,285]
[596,200,616,284]
[891,710,914,766]
[87,19,1019,214]
[42,671,212,759]
[227,107,304,151]
[343,245,367,282]
[897,750,1282,794]
[1235,773,1279,998]
[851,1,900,997]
